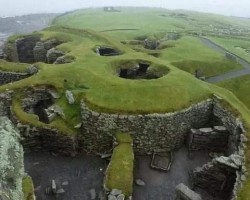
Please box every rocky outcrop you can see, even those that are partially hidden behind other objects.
[0,117,24,200]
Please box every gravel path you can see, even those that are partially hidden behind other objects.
[24,152,107,200]
[200,37,250,83]
[133,147,212,200]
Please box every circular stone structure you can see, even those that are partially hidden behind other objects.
[116,60,169,80]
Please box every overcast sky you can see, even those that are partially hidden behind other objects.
[0,0,250,18]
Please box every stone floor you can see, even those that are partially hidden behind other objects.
[133,147,213,200]
[24,152,107,200]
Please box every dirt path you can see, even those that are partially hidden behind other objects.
[200,37,250,83]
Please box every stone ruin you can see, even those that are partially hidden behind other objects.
[0,65,38,86]
[118,62,167,80]
[0,85,247,199]
[95,46,121,56]
[3,35,74,64]
[21,87,65,124]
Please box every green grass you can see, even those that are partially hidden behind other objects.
[217,75,250,110]
[208,36,250,63]
[22,176,35,200]
[105,133,134,196]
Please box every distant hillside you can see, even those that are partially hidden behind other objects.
[0,13,57,34]
[53,7,250,40]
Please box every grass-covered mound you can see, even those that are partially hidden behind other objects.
[105,133,134,196]
[22,176,35,200]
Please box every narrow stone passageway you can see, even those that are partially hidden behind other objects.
[24,153,107,200]
[133,147,214,200]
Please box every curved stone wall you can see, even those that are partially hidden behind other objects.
[80,99,214,154]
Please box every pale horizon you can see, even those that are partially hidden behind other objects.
[0,0,250,18]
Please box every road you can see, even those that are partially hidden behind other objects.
[200,37,250,83]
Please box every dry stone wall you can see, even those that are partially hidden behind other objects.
[0,71,30,85]
[80,99,214,154]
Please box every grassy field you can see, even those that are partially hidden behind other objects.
[218,75,250,109]
[209,36,250,63]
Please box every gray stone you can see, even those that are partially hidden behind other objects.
[199,127,213,133]
[215,156,239,169]
[89,188,96,200]
[65,90,75,104]
[175,183,202,200]
[214,126,227,132]
[53,105,65,119]
[56,188,65,194]
[108,194,117,200]
[54,55,74,64]
[51,180,56,194]
[110,189,122,196]
[61,181,69,186]
[229,154,243,168]
[135,179,145,186]
[46,48,65,64]
[74,123,82,129]
[117,194,125,200]
[26,65,39,75]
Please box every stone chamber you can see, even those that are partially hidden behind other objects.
[3,35,74,64]
[0,86,248,200]
[116,60,169,80]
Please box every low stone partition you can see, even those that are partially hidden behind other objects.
[81,99,213,154]
[0,71,30,85]
[17,122,78,156]
[0,117,24,200]
[175,183,201,200]
[188,126,229,152]
[191,154,244,199]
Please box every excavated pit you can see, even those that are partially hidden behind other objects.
[96,46,121,56]
[22,88,56,124]
[118,62,167,80]
[4,36,74,64]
